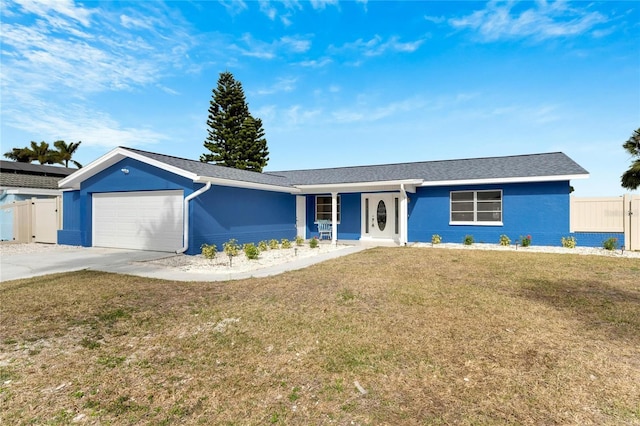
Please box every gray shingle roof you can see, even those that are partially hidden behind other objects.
[268,152,589,185]
[126,148,293,188]
[1,160,76,189]
[124,148,588,188]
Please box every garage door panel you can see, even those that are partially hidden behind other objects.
[93,190,183,252]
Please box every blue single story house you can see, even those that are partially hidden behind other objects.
[57,147,589,255]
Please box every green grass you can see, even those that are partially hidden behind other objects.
[1,247,639,425]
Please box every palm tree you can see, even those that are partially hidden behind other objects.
[3,147,33,162]
[53,140,82,168]
[28,141,59,165]
[621,128,640,191]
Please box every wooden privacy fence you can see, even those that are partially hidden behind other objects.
[0,197,61,244]
[570,194,640,251]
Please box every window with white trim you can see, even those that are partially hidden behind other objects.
[315,195,340,222]
[450,190,502,224]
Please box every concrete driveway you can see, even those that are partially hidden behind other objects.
[0,246,172,282]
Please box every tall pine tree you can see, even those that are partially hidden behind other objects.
[201,72,269,172]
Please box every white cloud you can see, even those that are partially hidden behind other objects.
[332,35,425,58]
[331,97,427,123]
[309,0,339,10]
[4,95,166,149]
[256,77,298,95]
[218,0,247,16]
[280,36,311,53]
[449,1,609,41]
[285,105,323,125]
[12,0,93,26]
[234,33,312,59]
[0,0,197,150]
[424,15,445,24]
[298,57,333,68]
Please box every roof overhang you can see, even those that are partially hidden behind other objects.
[418,174,589,187]
[58,147,199,190]
[294,179,423,194]
[195,176,299,194]
[0,187,62,196]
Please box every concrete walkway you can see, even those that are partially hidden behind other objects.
[0,244,369,282]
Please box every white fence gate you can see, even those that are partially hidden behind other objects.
[0,197,61,244]
[570,194,640,251]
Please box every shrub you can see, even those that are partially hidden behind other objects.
[603,237,618,251]
[561,236,577,248]
[223,239,240,257]
[295,235,304,246]
[200,243,217,259]
[281,238,292,249]
[499,234,511,246]
[431,234,442,245]
[269,239,280,250]
[309,237,319,248]
[463,235,474,245]
[243,243,260,259]
[520,235,532,247]
[258,240,268,251]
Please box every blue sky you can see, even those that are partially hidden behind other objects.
[1,0,638,196]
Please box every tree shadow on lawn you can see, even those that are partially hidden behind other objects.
[517,277,640,343]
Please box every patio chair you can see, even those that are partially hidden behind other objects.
[317,220,332,240]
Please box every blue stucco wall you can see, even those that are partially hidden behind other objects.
[408,181,572,247]
[304,193,361,240]
[571,232,625,249]
[188,185,296,255]
[57,157,298,255]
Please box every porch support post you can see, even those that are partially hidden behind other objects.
[400,184,408,246]
[331,192,338,246]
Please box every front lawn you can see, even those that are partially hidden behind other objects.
[1,248,639,425]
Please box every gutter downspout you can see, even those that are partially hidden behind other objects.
[177,182,212,254]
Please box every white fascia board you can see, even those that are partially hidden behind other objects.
[5,188,62,196]
[294,179,422,194]
[419,174,589,187]
[58,147,198,189]
[195,177,299,194]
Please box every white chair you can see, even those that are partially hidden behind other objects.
[317,220,332,240]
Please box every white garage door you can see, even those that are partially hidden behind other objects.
[92,190,183,252]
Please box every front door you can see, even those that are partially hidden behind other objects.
[362,193,397,240]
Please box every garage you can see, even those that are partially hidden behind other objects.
[92,190,183,252]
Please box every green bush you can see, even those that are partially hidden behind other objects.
[243,243,260,259]
[561,236,577,248]
[431,234,442,244]
[200,243,217,259]
[499,234,511,246]
[223,239,240,257]
[309,237,319,248]
[258,240,268,251]
[281,238,292,249]
[603,237,618,251]
[295,235,304,246]
[463,235,474,245]
[269,239,280,250]
[520,235,532,247]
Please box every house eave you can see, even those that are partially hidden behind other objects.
[419,174,589,187]
[294,179,423,194]
[1,187,62,196]
[195,177,299,194]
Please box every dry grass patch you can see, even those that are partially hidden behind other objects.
[1,248,639,425]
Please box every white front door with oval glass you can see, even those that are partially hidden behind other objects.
[362,193,398,241]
